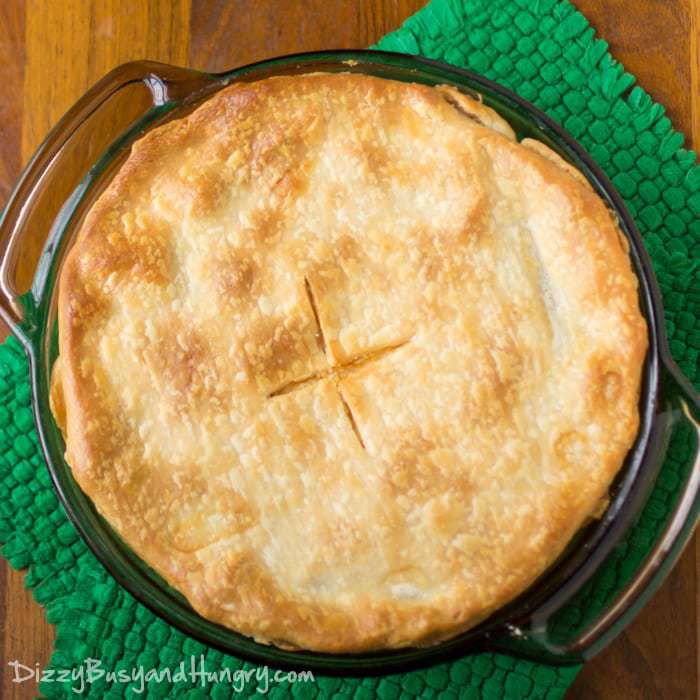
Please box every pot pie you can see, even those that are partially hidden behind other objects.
[50,73,647,652]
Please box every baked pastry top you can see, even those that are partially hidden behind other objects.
[50,73,647,652]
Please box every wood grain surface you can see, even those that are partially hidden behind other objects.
[0,1,697,698]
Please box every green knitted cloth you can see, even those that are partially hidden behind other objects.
[2,0,699,697]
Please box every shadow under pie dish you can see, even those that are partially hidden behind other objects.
[48,70,647,653]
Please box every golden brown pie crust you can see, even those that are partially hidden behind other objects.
[50,73,647,652]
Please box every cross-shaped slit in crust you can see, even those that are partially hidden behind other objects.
[267,277,412,450]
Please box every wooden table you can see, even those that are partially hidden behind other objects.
[0,1,697,698]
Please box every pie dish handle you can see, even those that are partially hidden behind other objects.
[513,356,700,663]
[0,60,215,340]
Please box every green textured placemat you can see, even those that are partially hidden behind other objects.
[2,0,699,697]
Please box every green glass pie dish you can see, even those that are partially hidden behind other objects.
[0,50,698,675]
